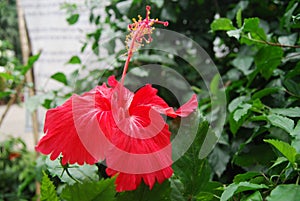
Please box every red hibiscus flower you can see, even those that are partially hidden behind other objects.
[35,5,198,192]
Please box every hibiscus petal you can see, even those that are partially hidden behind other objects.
[36,84,113,165]
[36,96,97,165]
[166,94,198,117]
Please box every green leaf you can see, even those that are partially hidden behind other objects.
[21,53,40,75]
[232,56,253,75]
[170,178,185,201]
[40,172,59,201]
[233,103,252,122]
[150,0,164,8]
[278,33,298,46]
[211,18,235,31]
[269,157,288,169]
[281,2,299,31]
[210,74,221,96]
[116,0,133,15]
[61,178,116,201]
[236,8,242,28]
[209,145,230,177]
[266,184,300,201]
[173,118,212,197]
[51,72,68,85]
[67,14,79,25]
[228,96,248,112]
[252,87,282,99]
[243,18,260,32]
[221,182,268,201]
[267,114,294,134]
[116,181,170,201]
[45,157,99,185]
[264,139,297,164]
[254,46,284,80]
[270,107,300,118]
[291,120,300,138]
[67,55,81,64]
[243,191,263,201]
[233,172,261,183]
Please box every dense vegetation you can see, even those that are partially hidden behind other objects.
[1,0,300,200]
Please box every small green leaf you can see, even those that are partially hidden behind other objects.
[244,191,263,201]
[233,172,261,183]
[228,96,248,112]
[51,72,68,85]
[236,8,242,28]
[264,139,297,164]
[221,182,268,201]
[270,107,300,118]
[40,172,59,201]
[233,103,252,122]
[267,114,294,134]
[21,53,41,75]
[67,55,81,64]
[211,18,235,31]
[243,18,260,32]
[270,157,288,169]
[67,14,79,25]
[254,46,284,80]
[232,56,253,75]
[252,87,282,99]
[266,184,300,201]
[291,120,300,138]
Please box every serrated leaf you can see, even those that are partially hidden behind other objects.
[45,157,99,185]
[61,178,116,201]
[228,96,247,112]
[51,72,68,85]
[67,14,79,25]
[254,46,283,80]
[266,184,300,201]
[40,172,59,201]
[67,55,81,64]
[233,103,252,122]
[211,18,235,31]
[270,107,300,118]
[267,114,294,134]
[221,182,268,201]
[264,139,297,164]
[173,118,212,197]
[291,120,300,138]
[243,18,260,32]
[170,178,185,201]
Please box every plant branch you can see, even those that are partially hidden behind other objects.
[242,35,300,48]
